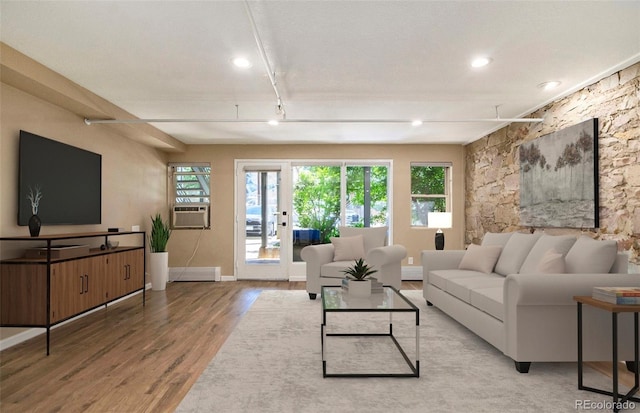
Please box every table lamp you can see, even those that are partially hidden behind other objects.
[427,212,452,250]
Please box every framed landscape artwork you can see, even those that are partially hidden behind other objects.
[519,118,599,228]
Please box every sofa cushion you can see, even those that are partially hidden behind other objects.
[320,261,355,278]
[537,249,566,273]
[458,244,502,274]
[469,287,504,321]
[565,236,618,273]
[494,232,542,276]
[481,232,514,248]
[339,226,387,252]
[446,275,504,304]
[519,234,576,273]
[429,269,486,291]
[331,235,365,261]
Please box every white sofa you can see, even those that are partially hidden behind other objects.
[422,232,640,373]
[301,226,407,299]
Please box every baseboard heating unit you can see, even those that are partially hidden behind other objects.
[169,267,221,282]
[401,266,423,281]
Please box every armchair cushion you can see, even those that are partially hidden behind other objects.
[320,261,355,279]
[339,226,387,252]
[330,235,365,261]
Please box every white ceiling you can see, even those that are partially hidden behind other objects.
[2,1,639,145]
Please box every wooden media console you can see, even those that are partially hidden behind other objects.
[0,231,146,354]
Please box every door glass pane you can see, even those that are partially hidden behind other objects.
[291,165,340,261]
[245,171,280,264]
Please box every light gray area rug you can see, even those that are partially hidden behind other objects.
[176,290,634,413]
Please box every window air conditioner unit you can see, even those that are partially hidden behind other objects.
[172,205,209,228]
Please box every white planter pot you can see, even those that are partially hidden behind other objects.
[149,252,169,291]
[348,279,371,297]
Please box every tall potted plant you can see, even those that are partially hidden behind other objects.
[149,213,171,291]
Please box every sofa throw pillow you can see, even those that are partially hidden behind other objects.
[536,249,566,273]
[494,232,542,276]
[331,235,366,262]
[458,244,503,274]
[564,236,618,273]
[519,234,576,273]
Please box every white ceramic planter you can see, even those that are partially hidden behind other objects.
[149,251,169,291]
[348,279,371,297]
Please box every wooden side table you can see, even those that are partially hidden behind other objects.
[574,296,640,412]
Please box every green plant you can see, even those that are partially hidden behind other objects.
[149,213,171,252]
[342,258,377,281]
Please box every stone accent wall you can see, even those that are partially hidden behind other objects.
[465,62,640,269]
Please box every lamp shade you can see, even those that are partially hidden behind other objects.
[427,212,452,229]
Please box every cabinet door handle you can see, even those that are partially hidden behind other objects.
[84,274,89,293]
[80,276,84,294]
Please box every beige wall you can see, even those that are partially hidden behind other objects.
[168,144,466,275]
[464,62,640,269]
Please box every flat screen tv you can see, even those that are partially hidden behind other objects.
[18,130,102,226]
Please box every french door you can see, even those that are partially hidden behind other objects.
[235,160,391,280]
[235,162,290,280]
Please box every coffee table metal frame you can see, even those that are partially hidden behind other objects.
[321,285,420,378]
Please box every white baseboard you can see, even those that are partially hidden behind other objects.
[289,274,306,282]
[0,328,43,352]
[169,266,220,282]
[402,266,423,280]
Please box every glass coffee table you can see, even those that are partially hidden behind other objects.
[321,285,420,378]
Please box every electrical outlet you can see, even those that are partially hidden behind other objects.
[408,256,414,265]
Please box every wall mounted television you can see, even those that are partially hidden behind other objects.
[18,130,102,226]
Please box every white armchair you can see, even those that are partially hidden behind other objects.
[300,226,407,299]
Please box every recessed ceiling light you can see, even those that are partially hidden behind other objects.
[471,57,492,68]
[267,119,279,126]
[538,81,561,91]
[232,57,252,69]
[411,120,423,127]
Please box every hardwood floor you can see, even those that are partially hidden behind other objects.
[0,281,634,413]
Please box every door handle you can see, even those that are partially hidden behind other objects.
[80,276,84,294]
[84,275,89,293]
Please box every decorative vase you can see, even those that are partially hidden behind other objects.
[28,214,41,237]
[348,279,372,297]
[149,252,169,291]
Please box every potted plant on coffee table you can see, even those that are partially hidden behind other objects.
[342,258,377,297]
[149,213,171,291]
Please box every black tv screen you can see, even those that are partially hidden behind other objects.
[18,131,102,226]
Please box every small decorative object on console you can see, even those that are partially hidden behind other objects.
[27,185,43,237]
